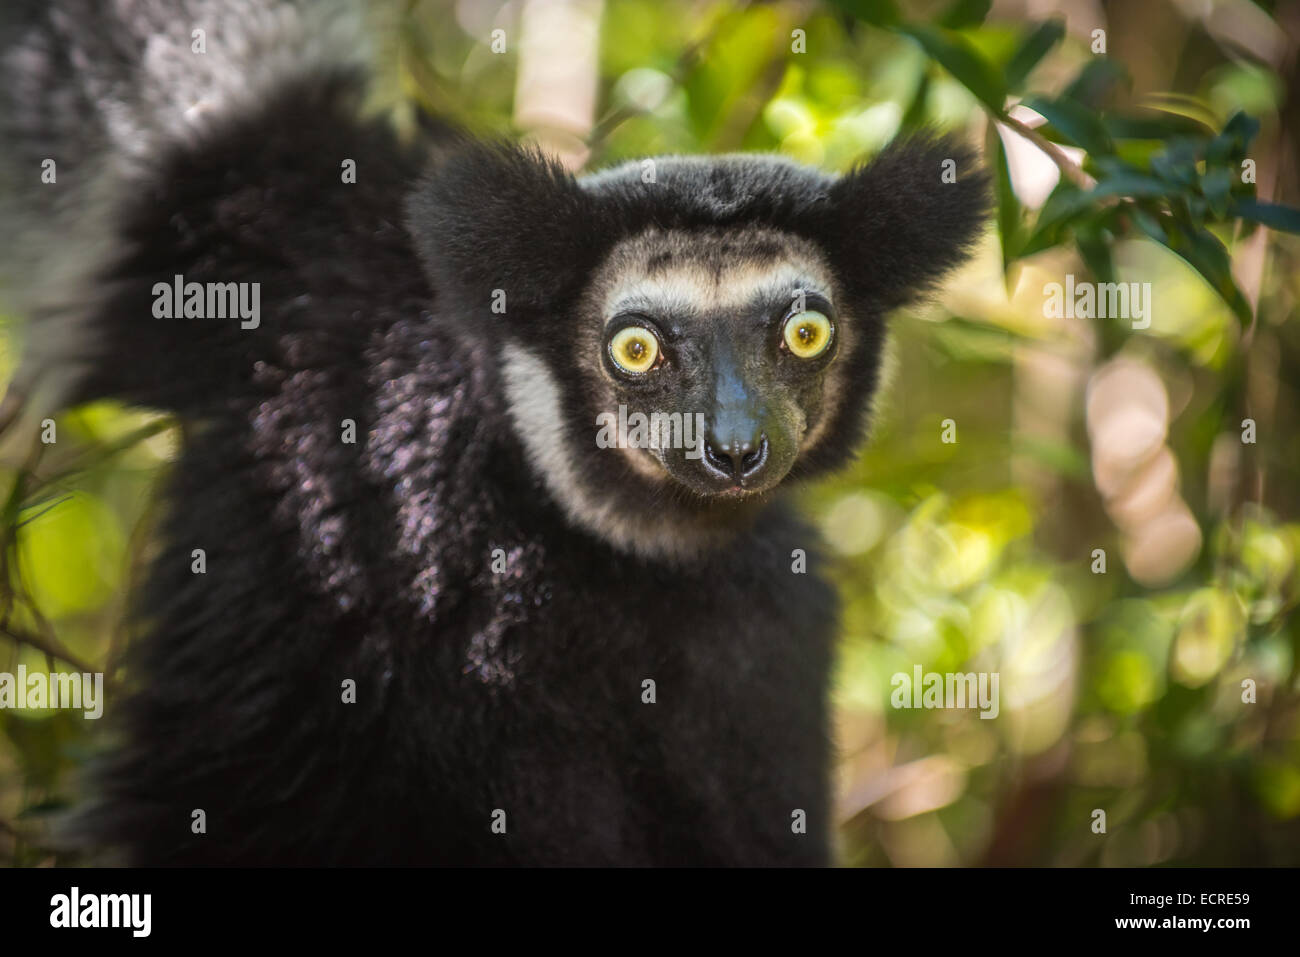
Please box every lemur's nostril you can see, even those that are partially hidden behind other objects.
[703,438,738,476]
[740,434,768,479]
[703,433,768,483]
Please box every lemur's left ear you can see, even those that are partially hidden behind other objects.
[406,141,602,313]
[823,133,990,312]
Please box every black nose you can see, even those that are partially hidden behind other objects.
[702,433,769,482]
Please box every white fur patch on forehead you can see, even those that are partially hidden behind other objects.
[594,229,835,322]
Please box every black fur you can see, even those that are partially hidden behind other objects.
[411,140,989,486]
[1,3,987,865]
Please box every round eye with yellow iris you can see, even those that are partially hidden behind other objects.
[609,325,661,374]
[781,310,833,359]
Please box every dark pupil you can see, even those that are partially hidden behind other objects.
[798,325,815,343]
[627,340,645,360]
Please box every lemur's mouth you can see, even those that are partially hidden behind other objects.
[670,470,785,503]
[719,485,766,498]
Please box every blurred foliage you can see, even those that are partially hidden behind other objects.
[3,0,1300,866]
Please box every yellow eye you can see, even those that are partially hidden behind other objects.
[782,310,833,359]
[609,325,661,374]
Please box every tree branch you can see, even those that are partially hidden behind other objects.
[999,111,1095,190]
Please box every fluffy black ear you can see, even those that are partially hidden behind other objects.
[824,133,990,312]
[405,141,602,314]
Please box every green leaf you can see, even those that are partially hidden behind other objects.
[939,0,992,29]
[826,0,902,27]
[1185,193,1211,222]
[1022,94,1114,155]
[1129,203,1168,243]
[16,492,126,618]
[1139,93,1221,133]
[1063,58,1128,108]
[1220,111,1261,147]
[989,131,1021,273]
[1231,199,1300,234]
[1159,224,1253,324]
[1090,172,1173,199]
[898,25,1007,115]
[1150,143,1201,189]
[1105,109,1216,141]
[1076,230,1115,284]
[1004,19,1065,89]
[1112,139,1168,172]
[1090,155,1141,178]
[1205,113,1259,164]
[1020,184,1092,256]
[899,71,932,131]
[1200,167,1233,218]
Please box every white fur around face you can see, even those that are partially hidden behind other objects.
[604,260,835,327]
[587,228,854,467]
[595,227,836,325]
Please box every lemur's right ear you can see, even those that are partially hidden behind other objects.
[406,141,602,314]
[822,133,990,313]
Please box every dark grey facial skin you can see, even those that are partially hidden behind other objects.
[495,224,863,560]
[572,226,846,505]
[602,286,839,499]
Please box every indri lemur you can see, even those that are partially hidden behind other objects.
[0,0,987,864]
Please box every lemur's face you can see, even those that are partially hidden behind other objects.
[579,227,845,499]
[408,140,987,559]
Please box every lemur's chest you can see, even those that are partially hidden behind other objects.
[397,526,836,864]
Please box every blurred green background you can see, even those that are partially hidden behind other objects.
[2,0,1300,866]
